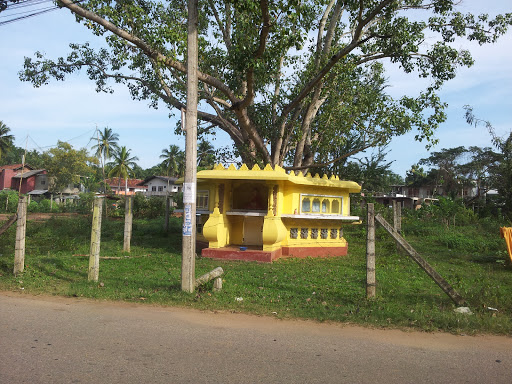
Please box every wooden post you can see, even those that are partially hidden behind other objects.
[213,277,223,292]
[375,214,465,305]
[5,193,8,211]
[195,267,224,288]
[50,194,53,211]
[182,0,198,293]
[88,197,103,282]
[366,203,376,299]
[164,195,170,232]
[0,214,17,236]
[393,201,402,253]
[123,196,133,253]
[13,196,28,275]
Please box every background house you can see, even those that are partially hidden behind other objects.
[0,164,48,195]
[374,183,485,210]
[105,177,147,195]
[139,176,180,197]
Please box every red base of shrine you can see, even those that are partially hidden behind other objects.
[199,243,348,263]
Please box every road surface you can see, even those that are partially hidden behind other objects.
[1,292,511,383]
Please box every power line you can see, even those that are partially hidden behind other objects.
[0,0,84,27]
[25,128,98,152]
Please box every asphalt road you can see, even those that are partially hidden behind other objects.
[1,292,511,384]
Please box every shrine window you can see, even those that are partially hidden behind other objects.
[299,194,343,215]
[197,190,209,210]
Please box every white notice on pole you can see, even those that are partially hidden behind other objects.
[183,182,196,204]
[183,204,193,236]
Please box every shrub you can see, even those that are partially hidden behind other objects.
[27,201,39,212]
[76,193,96,214]
[0,190,19,213]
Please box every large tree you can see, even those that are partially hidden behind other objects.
[16,1,512,171]
[41,141,98,193]
[465,106,512,215]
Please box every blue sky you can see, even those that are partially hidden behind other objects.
[0,1,511,178]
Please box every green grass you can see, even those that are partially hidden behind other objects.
[0,213,511,335]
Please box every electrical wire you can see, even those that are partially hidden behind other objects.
[0,0,83,27]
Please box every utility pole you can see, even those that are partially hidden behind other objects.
[181,0,198,293]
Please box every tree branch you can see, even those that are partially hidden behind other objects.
[57,0,237,103]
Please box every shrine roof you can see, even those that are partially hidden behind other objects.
[196,164,361,193]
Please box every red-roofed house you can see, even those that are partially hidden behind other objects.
[0,164,48,194]
[105,178,147,195]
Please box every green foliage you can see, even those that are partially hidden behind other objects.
[38,199,52,212]
[41,141,98,192]
[408,197,478,227]
[159,145,184,177]
[18,1,512,170]
[27,200,39,212]
[0,120,14,160]
[107,146,139,182]
[76,193,96,214]
[0,190,19,213]
[131,194,166,219]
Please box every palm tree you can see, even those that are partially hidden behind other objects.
[197,139,216,169]
[92,127,119,161]
[160,145,185,177]
[108,146,139,195]
[0,121,14,160]
[91,127,119,193]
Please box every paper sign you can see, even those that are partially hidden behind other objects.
[182,204,193,236]
[183,182,196,204]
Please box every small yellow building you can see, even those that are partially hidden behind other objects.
[194,163,361,262]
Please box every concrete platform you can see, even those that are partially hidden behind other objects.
[200,244,348,263]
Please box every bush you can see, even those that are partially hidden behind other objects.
[0,190,19,213]
[76,193,96,214]
[38,199,52,213]
[27,201,39,212]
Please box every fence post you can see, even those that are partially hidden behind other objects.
[123,196,133,253]
[366,203,376,299]
[164,195,170,232]
[88,197,103,282]
[393,201,402,253]
[13,196,28,275]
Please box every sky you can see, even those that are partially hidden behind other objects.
[0,1,511,179]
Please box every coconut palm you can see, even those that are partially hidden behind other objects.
[91,127,119,163]
[108,146,139,194]
[91,127,119,193]
[0,121,14,160]
[160,145,185,177]
[197,139,216,169]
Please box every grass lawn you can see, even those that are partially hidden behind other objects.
[0,211,511,335]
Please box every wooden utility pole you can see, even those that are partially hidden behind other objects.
[181,0,199,293]
[13,196,28,275]
[375,214,465,305]
[123,196,133,252]
[88,197,103,282]
[366,203,376,298]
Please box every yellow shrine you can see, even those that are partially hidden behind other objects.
[194,164,361,262]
